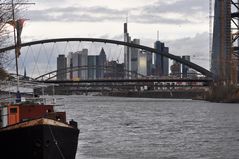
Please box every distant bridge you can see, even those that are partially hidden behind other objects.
[0,38,213,78]
[41,78,212,84]
[35,65,146,81]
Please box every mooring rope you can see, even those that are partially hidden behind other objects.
[48,125,66,159]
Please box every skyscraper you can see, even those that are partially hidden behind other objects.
[124,22,131,78]
[67,52,73,80]
[105,60,124,79]
[170,59,181,78]
[123,22,141,78]
[79,49,88,80]
[138,51,147,76]
[71,49,88,80]
[146,51,153,76]
[154,41,169,77]
[88,55,98,79]
[57,54,67,80]
[72,52,80,80]
[98,48,107,79]
[131,39,140,77]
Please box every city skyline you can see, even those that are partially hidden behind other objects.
[16,0,210,69]
[57,44,194,80]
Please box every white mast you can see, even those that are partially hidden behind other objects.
[11,0,19,94]
[9,1,34,102]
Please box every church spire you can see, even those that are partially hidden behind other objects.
[24,67,26,77]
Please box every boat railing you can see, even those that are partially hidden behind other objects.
[22,97,47,105]
[0,95,66,110]
[0,96,55,105]
[0,96,16,104]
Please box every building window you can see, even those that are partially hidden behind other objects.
[10,108,17,114]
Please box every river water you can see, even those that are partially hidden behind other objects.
[55,96,239,159]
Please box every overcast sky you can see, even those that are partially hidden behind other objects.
[10,0,211,75]
[22,0,209,39]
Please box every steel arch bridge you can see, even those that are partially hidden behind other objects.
[0,38,213,78]
[35,65,147,81]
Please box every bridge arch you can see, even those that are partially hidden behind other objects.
[35,65,147,81]
[0,38,213,77]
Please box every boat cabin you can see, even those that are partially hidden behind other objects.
[0,98,66,128]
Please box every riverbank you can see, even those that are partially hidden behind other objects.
[205,86,239,103]
[102,90,206,100]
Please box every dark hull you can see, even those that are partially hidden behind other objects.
[0,122,79,159]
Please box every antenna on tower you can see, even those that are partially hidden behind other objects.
[157,30,159,41]
[126,13,128,23]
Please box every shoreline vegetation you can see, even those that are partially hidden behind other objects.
[0,68,8,80]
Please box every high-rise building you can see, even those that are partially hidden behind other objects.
[105,60,124,79]
[124,22,131,78]
[67,48,106,80]
[88,55,98,79]
[154,41,169,77]
[131,39,140,77]
[170,59,181,78]
[123,22,142,78]
[79,49,88,80]
[146,51,153,76]
[72,52,80,80]
[154,41,163,76]
[71,49,88,80]
[57,54,67,80]
[182,55,191,78]
[138,51,147,76]
[67,52,73,80]
[98,48,107,79]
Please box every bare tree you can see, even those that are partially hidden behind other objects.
[0,0,12,80]
[0,0,26,80]
[0,0,13,44]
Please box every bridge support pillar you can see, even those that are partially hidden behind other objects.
[211,0,239,85]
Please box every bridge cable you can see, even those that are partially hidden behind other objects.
[106,44,112,61]
[89,41,93,55]
[2,57,15,66]
[3,52,15,71]
[117,46,123,63]
[44,43,56,76]
[62,42,69,56]
[20,45,30,74]
[76,41,82,52]
[31,44,43,79]
[0,38,213,77]
[54,42,61,58]
[68,41,74,52]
